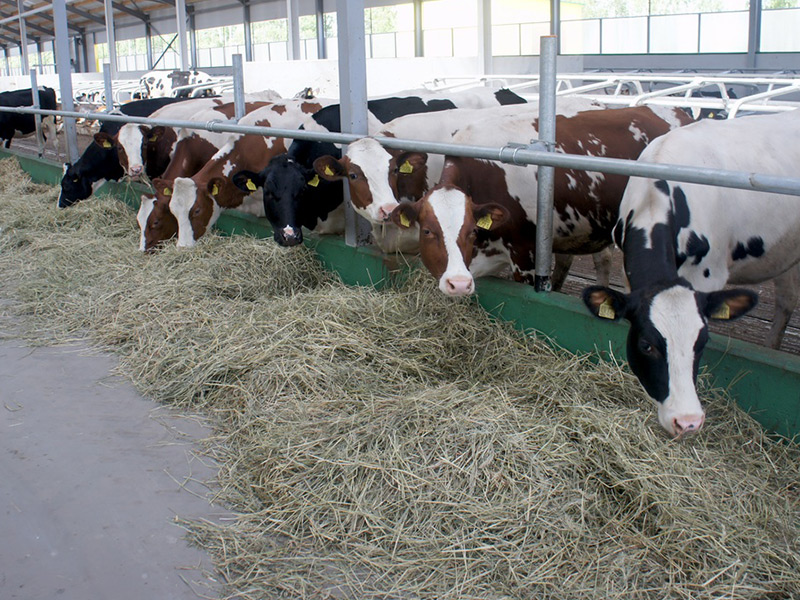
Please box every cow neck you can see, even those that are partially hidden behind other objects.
[146,128,178,178]
[160,135,220,181]
[620,213,682,291]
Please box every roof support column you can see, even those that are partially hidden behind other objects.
[145,21,153,69]
[413,0,423,57]
[54,0,79,164]
[477,0,491,75]
[17,0,29,75]
[315,0,326,59]
[72,37,82,72]
[747,0,762,69]
[550,0,560,40]
[336,0,371,247]
[188,7,197,68]
[287,0,300,60]
[175,0,189,71]
[3,46,10,76]
[103,0,117,79]
[243,0,253,61]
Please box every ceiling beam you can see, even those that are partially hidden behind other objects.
[67,5,105,26]
[94,0,148,22]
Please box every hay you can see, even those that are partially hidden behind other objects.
[0,156,798,600]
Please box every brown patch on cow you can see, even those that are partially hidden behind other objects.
[159,134,221,181]
[212,101,272,119]
[271,104,287,115]
[145,127,178,178]
[144,194,178,251]
[388,149,429,202]
[300,102,324,114]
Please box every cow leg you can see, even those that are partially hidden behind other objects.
[43,116,58,158]
[550,254,573,292]
[766,264,800,349]
[591,246,614,288]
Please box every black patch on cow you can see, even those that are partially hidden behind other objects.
[684,231,710,266]
[654,179,670,196]
[493,88,527,105]
[704,269,710,278]
[732,236,765,261]
[672,186,690,230]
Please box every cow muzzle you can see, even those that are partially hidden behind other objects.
[378,202,399,222]
[658,405,706,438]
[128,165,144,178]
[276,226,302,247]
[441,275,475,297]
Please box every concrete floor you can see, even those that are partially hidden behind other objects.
[0,329,229,599]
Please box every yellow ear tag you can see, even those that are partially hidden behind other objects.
[246,179,257,191]
[598,298,616,320]
[711,303,730,320]
[163,187,172,196]
[476,214,493,230]
[399,213,411,228]
[324,165,334,177]
[309,174,320,187]
[211,183,219,196]
[102,141,112,149]
[399,160,414,174]
[149,135,158,142]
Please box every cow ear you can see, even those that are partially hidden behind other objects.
[702,289,758,321]
[472,203,509,231]
[232,170,263,193]
[582,286,628,321]
[390,200,420,230]
[147,126,166,142]
[313,155,347,181]
[394,151,428,175]
[152,178,174,198]
[94,132,114,149]
[207,177,226,198]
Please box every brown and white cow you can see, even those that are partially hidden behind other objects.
[135,101,273,251]
[147,99,334,249]
[390,105,694,296]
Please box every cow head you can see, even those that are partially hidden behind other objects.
[582,282,758,437]
[137,187,178,252]
[233,154,316,247]
[58,162,93,208]
[390,186,508,296]
[96,125,167,179]
[165,176,222,248]
[314,138,429,223]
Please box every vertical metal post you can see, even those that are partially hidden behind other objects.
[54,0,79,164]
[550,0,560,40]
[17,0,29,75]
[315,0,326,59]
[747,0,762,70]
[103,0,117,79]
[287,0,301,60]
[145,21,154,69]
[243,0,253,62]
[103,62,114,110]
[534,35,557,293]
[3,46,10,76]
[72,37,82,72]
[175,0,189,71]
[477,0,491,75]
[232,54,245,121]
[336,0,372,247]
[29,69,44,158]
[413,0,423,57]
[188,7,198,68]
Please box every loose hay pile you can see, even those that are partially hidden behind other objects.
[0,157,798,600]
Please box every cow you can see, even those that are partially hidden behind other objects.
[58,97,188,208]
[143,98,333,251]
[232,87,528,248]
[0,87,58,154]
[312,98,610,273]
[135,100,273,251]
[138,69,216,99]
[388,105,694,297]
[582,109,800,438]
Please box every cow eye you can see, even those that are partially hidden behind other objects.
[349,172,358,180]
[152,219,160,228]
[422,228,433,237]
[72,177,79,182]
[639,339,657,356]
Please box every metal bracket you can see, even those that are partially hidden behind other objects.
[205,119,224,132]
[500,140,553,166]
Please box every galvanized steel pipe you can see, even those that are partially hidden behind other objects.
[535,35,557,292]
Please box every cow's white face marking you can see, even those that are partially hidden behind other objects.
[222,160,234,177]
[118,125,145,175]
[137,195,156,251]
[61,163,69,175]
[648,286,706,436]
[347,138,398,222]
[428,188,473,295]
[170,178,199,247]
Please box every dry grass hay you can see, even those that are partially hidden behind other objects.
[0,156,798,600]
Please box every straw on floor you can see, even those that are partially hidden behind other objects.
[0,157,798,600]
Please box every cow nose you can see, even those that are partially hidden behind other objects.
[378,203,399,221]
[129,165,144,177]
[672,413,705,437]
[278,226,302,247]
[444,275,474,296]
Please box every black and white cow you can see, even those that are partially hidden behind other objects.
[58,97,188,208]
[0,87,57,153]
[138,69,215,99]
[232,87,527,247]
[582,109,800,437]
